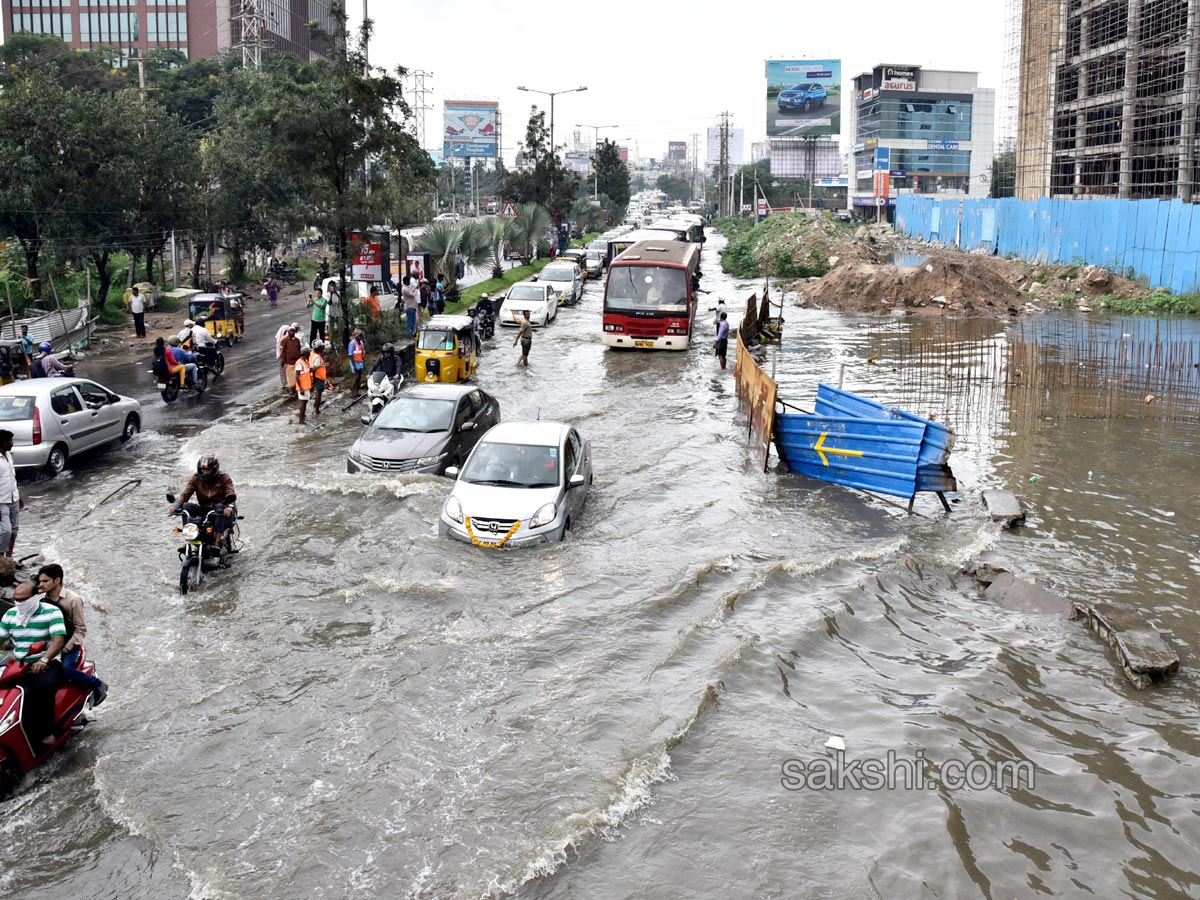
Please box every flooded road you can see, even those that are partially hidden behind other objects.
[4,235,1198,899]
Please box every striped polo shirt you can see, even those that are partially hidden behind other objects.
[0,602,67,660]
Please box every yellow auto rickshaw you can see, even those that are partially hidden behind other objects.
[0,340,30,385]
[559,248,589,277]
[189,292,246,345]
[415,315,477,383]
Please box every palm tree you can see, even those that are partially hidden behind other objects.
[414,220,494,303]
[505,202,552,265]
[486,217,507,279]
[570,198,602,235]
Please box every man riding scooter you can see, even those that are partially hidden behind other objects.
[168,456,237,548]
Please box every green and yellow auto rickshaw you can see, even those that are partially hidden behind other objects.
[415,315,477,383]
[0,340,30,385]
[189,292,246,345]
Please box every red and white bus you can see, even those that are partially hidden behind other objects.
[601,240,702,350]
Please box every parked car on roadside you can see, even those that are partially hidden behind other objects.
[347,384,499,475]
[777,83,828,112]
[433,212,462,223]
[499,282,558,327]
[439,421,593,546]
[0,378,141,475]
[538,262,584,306]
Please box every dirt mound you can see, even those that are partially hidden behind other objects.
[795,253,1025,317]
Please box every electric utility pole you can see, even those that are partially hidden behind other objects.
[718,112,732,216]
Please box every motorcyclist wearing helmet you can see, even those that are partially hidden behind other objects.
[368,342,403,384]
[169,456,237,539]
[30,342,68,378]
[189,317,220,370]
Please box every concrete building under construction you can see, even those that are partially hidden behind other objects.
[1013,0,1200,201]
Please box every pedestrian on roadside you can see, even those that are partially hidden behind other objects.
[714,312,730,369]
[274,320,295,389]
[434,275,446,314]
[419,279,432,322]
[326,280,341,333]
[347,328,366,397]
[265,276,280,309]
[295,345,314,424]
[401,275,420,335]
[129,286,147,338]
[513,310,533,367]
[280,324,302,395]
[310,340,327,417]
[307,287,327,343]
[713,297,727,333]
[362,283,381,321]
[18,325,33,365]
[0,430,23,558]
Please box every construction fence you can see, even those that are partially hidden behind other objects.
[895,195,1200,295]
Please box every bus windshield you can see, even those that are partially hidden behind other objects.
[604,266,688,315]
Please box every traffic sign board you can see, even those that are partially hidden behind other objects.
[499,201,518,219]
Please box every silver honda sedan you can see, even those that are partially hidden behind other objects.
[0,378,142,475]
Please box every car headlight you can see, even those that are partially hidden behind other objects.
[348,446,363,463]
[444,496,464,524]
[529,502,557,529]
[181,523,200,541]
[418,453,446,467]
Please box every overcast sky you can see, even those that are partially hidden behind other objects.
[354,0,1009,166]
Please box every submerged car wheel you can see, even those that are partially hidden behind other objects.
[45,444,67,476]
[121,414,140,442]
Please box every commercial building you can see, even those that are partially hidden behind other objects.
[706,126,745,168]
[1,1,337,63]
[849,64,995,219]
[1013,0,1200,201]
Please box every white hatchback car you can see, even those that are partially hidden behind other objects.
[498,282,558,327]
[439,421,592,546]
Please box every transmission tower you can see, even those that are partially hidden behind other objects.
[234,0,269,69]
[409,69,433,150]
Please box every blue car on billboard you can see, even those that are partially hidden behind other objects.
[777,83,828,113]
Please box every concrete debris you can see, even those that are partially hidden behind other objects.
[1070,603,1181,690]
[981,490,1026,527]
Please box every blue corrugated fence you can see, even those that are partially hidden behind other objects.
[894,196,1200,294]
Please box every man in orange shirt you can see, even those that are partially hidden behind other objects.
[362,283,382,321]
[310,340,328,416]
[295,345,314,424]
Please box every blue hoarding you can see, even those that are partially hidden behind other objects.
[443,101,499,159]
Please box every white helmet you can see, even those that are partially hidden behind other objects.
[183,319,195,327]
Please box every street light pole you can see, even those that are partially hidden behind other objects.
[578,123,619,199]
[517,85,588,162]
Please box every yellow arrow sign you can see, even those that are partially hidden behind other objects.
[814,431,865,467]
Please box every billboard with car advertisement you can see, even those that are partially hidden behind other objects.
[443,100,499,159]
[766,59,841,138]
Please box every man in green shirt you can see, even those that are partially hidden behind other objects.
[0,591,67,746]
[307,287,328,344]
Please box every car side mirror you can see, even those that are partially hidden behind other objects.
[568,474,586,489]
[360,414,373,425]
[460,421,477,432]
[444,466,459,478]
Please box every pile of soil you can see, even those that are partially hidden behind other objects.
[795,253,1026,317]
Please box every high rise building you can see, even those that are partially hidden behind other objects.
[1013,0,1200,201]
[848,64,995,218]
[1,1,338,63]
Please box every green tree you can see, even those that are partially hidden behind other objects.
[656,173,691,203]
[990,149,1015,199]
[0,33,123,92]
[501,107,579,221]
[593,139,630,215]
[503,203,552,265]
[415,220,492,298]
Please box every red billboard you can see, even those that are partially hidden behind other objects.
[668,141,687,161]
[619,146,629,162]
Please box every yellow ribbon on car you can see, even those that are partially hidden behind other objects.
[464,516,521,548]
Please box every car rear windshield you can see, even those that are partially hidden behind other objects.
[541,268,573,282]
[461,442,559,488]
[0,396,35,421]
[373,398,455,432]
[508,285,547,302]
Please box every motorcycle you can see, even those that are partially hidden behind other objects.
[167,493,242,595]
[269,261,300,284]
[152,357,209,403]
[473,303,496,340]
[362,371,403,423]
[182,339,226,376]
[0,642,97,800]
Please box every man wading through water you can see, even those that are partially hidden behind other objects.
[512,310,533,367]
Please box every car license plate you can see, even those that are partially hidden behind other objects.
[635,340,654,348]
[156,383,166,390]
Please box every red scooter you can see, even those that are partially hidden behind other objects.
[0,642,97,799]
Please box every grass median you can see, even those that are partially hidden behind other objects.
[447,233,599,314]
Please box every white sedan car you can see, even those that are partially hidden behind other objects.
[499,282,558,327]
[538,262,584,306]
[439,421,593,546]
